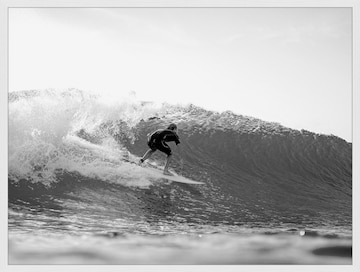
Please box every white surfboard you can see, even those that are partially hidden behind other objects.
[123,157,205,185]
[142,166,205,185]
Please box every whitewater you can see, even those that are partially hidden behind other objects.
[8,88,352,265]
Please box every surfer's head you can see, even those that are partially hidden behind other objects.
[167,123,177,131]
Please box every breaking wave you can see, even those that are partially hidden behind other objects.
[8,88,352,226]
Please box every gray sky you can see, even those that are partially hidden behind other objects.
[9,8,352,141]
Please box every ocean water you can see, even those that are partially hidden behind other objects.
[8,89,352,265]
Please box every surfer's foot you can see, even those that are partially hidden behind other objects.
[138,159,144,166]
[163,170,173,176]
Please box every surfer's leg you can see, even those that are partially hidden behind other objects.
[139,149,155,165]
[156,141,173,174]
[163,154,173,175]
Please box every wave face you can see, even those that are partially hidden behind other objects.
[8,89,352,229]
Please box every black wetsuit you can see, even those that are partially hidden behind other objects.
[147,129,180,156]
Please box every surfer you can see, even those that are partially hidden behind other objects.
[138,123,182,175]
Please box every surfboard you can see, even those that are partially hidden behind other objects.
[122,157,204,184]
[142,167,205,185]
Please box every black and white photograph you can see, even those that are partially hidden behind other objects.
[2,0,359,270]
